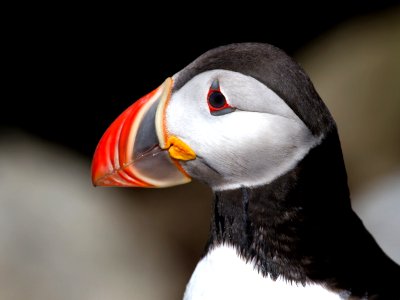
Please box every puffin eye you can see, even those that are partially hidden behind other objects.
[208,91,227,109]
[207,80,235,116]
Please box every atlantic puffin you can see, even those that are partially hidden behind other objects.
[91,43,400,299]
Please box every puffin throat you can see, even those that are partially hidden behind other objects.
[205,128,400,298]
[206,129,355,286]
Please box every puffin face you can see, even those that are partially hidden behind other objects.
[91,43,325,190]
[167,69,320,190]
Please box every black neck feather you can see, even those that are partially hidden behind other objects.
[206,129,400,299]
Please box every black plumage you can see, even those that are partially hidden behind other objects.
[207,129,400,299]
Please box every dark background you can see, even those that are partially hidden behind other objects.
[3,1,398,157]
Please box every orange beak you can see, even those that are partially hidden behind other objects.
[91,78,195,188]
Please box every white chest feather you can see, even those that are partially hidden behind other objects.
[183,244,341,300]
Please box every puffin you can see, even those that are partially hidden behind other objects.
[91,43,400,299]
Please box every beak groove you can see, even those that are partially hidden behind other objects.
[92,78,194,188]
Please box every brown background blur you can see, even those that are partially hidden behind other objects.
[1,3,399,300]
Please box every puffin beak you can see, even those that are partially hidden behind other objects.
[91,77,196,188]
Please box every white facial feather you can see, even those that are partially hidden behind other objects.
[168,70,322,190]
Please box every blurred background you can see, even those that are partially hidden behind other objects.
[2,2,400,299]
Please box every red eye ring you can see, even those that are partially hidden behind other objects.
[207,88,233,113]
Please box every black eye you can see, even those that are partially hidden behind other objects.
[207,80,235,116]
[208,91,227,109]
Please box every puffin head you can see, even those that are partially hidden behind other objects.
[92,43,335,191]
